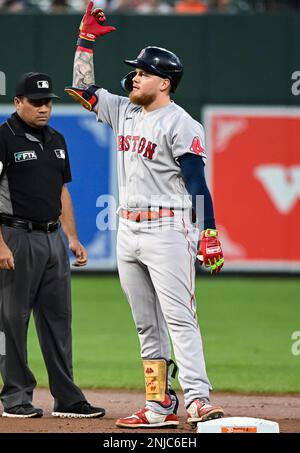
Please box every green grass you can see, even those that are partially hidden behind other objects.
[3,276,300,393]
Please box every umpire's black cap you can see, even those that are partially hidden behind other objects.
[16,72,60,100]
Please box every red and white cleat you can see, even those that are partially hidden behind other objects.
[187,399,224,425]
[116,407,179,428]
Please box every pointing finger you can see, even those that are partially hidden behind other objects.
[86,0,94,16]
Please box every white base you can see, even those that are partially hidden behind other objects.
[197,417,280,433]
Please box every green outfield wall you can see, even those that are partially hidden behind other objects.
[1,13,300,118]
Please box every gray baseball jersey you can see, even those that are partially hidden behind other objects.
[93,88,212,410]
[94,88,206,209]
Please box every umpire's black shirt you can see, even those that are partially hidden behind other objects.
[0,112,71,222]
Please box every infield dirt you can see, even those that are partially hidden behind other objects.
[0,389,299,433]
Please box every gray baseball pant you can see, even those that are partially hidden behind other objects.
[117,214,212,412]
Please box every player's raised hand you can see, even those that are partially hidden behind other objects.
[79,1,116,41]
[197,229,224,274]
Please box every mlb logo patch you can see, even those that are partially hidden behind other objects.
[54,149,65,159]
[37,80,49,89]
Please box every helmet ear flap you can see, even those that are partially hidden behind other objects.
[120,71,135,93]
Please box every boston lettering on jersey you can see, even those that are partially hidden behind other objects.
[118,135,157,160]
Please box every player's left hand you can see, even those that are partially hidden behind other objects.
[69,239,88,267]
[197,229,224,274]
[79,1,116,41]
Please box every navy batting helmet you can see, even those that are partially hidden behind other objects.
[121,46,183,93]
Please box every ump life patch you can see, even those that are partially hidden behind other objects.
[54,149,65,159]
[14,151,37,162]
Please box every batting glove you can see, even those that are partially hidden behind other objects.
[197,229,224,274]
[77,1,116,52]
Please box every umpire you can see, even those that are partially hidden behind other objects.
[0,72,105,419]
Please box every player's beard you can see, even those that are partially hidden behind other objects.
[129,90,156,107]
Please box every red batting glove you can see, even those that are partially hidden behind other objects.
[197,229,224,274]
[77,2,116,52]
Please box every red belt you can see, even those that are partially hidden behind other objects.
[119,208,174,222]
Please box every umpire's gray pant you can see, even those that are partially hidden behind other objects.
[0,225,85,410]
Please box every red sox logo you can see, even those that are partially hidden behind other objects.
[146,378,158,392]
[190,136,206,156]
[118,135,157,160]
[138,48,146,59]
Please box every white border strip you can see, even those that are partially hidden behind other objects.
[222,261,300,272]
[0,104,89,116]
[203,105,300,117]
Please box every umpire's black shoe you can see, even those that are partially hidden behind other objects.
[2,404,43,418]
[52,401,106,419]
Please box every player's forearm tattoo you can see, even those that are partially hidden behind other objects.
[73,50,95,88]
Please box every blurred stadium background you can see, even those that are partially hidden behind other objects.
[0,3,299,393]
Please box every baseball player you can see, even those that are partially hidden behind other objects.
[66,1,225,428]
